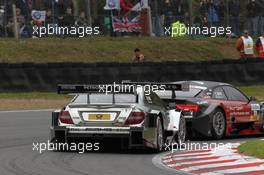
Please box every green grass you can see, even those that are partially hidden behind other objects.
[238,140,264,159]
[240,85,264,101]
[0,37,239,63]
[0,92,69,99]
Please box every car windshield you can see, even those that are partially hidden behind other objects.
[72,93,137,104]
[156,88,202,99]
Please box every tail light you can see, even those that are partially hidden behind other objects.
[176,104,200,112]
[59,111,74,124]
[125,112,145,125]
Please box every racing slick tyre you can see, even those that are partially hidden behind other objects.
[211,109,226,139]
[174,116,186,144]
[156,117,164,152]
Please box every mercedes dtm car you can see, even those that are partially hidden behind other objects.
[50,83,188,151]
[156,81,264,139]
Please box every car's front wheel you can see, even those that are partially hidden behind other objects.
[211,109,226,139]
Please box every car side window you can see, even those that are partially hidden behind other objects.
[212,87,227,100]
[223,86,249,102]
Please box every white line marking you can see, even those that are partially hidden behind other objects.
[166,156,243,167]
[213,166,264,174]
[164,149,240,164]
[165,155,218,162]
[182,160,264,172]
[163,151,213,159]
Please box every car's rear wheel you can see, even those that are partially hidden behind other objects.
[211,109,226,139]
[156,117,164,152]
[175,116,186,143]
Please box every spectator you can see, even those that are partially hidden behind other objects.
[259,0,264,35]
[256,32,264,58]
[6,8,25,37]
[61,7,74,27]
[236,30,255,58]
[16,0,30,21]
[149,0,164,37]
[45,9,53,25]
[200,0,208,19]
[20,21,32,38]
[57,0,73,14]
[228,0,240,37]
[16,8,25,26]
[246,0,260,37]
[132,48,145,62]
[174,0,188,23]
[56,0,73,25]
[164,0,175,27]
[218,0,225,26]
[199,0,210,29]
[207,0,220,27]
[201,16,209,28]
[75,11,89,27]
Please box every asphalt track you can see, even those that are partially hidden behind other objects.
[0,110,263,175]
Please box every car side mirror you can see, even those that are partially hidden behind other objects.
[249,96,257,102]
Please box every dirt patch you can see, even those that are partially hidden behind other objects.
[0,99,69,110]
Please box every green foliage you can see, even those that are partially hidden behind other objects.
[238,140,264,159]
[0,37,238,63]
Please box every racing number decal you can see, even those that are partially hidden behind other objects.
[250,104,261,121]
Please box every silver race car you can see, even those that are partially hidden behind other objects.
[50,83,188,151]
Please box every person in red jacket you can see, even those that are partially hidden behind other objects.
[236,30,255,58]
[120,0,133,16]
[256,32,264,58]
[132,48,145,62]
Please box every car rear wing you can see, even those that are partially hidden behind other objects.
[57,84,136,94]
[122,81,189,99]
[121,81,189,91]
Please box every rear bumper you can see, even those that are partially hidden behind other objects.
[67,126,133,134]
[50,126,147,148]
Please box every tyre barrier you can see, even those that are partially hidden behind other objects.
[0,58,263,92]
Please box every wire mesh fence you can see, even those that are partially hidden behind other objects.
[0,0,263,38]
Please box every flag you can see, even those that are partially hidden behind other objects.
[139,0,149,9]
[131,0,149,11]
[104,0,120,10]
[112,15,142,33]
[31,10,46,22]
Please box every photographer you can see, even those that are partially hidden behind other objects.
[246,0,261,37]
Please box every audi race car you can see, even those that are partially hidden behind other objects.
[50,83,188,151]
[156,81,264,139]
